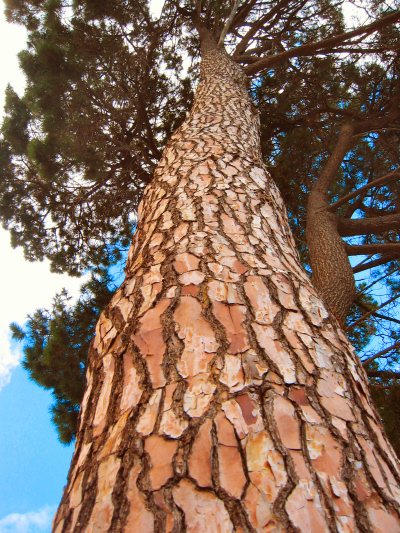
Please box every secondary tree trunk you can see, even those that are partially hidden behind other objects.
[53,39,400,533]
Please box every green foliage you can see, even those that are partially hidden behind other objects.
[347,290,378,353]
[1,0,194,274]
[1,86,30,155]
[11,271,115,444]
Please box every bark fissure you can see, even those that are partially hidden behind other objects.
[53,38,400,533]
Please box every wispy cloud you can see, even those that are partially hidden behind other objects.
[0,330,20,391]
[0,505,56,533]
[0,229,88,393]
[149,0,165,18]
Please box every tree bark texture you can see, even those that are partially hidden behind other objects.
[53,44,400,533]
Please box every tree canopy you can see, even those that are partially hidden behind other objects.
[2,0,400,449]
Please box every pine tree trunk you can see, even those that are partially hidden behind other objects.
[53,40,400,533]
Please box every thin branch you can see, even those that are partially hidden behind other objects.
[325,46,399,54]
[344,194,368,219]
[329,170,400,211]
[245,10,400,76]
[218,0,241,48]
[324,105,364,121]
[233,0,291,56]
[346,293,400,331]
[308,102,398,215]
[366,370,400,378]
[362,341,400,367]
[135,94,162,159]
[367,311,400,326]
[355,297,400,325]
[346,243,400,256]
[230,0,258,30]
[352,253,400,274]
[355,268,399,297]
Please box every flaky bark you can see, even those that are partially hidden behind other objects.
[53,39,400,533]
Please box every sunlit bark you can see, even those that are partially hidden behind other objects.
[53,38,400,533]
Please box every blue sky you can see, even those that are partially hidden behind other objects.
[0,367,73,532]
[0,9,79,533]
[0,2,165,532]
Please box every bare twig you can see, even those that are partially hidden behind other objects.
[362,341,400,367]
[346,294,400,331]
[245,10,400,76]
[329,170,400,212]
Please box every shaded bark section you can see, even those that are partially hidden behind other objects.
[337,212,400,237]
[346,243,400,256]
[53,40,400,533]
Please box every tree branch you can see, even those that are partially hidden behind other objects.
[310,124,354,204]
[218,0,241,48]
[233,0,292,56]
[230,0,258,30]
[337,212,400,237]
[346,294,400,331]
[307,94,399,213]
[367,311,400,326]
[328,170,400,212]
[245,10,400,76]
[352,253,400,274]
[362,341,400,367]
[355,268,399,298]
[366,369,400,379]
[346,243,400,256]
[356,299,400,325]
[324,105,364,121]
[135,94,162,160]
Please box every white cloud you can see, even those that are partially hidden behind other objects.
[0,505,56,533]
[0,15,28,111]
[0,330,20,390]
[0,229,88,391]
[149,0,165,19]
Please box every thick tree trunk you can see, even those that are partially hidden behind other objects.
[306,123,357,326]
[53,40,400,533]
